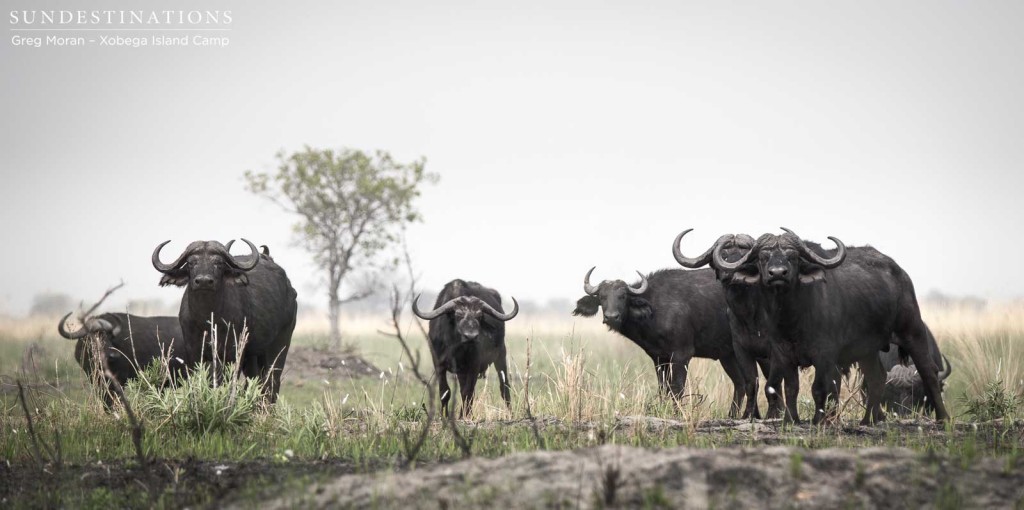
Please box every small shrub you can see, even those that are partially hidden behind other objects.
[125,363,265,435]
[959,380,1022,422]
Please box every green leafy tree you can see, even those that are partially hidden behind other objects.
[245,147,437,347]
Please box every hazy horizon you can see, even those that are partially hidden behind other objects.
[3,0,1022,316]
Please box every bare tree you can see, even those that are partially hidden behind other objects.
[246,147,437,348]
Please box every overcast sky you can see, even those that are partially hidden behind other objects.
[2,0,1022,316]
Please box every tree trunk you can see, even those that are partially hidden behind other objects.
[328,289,342,349]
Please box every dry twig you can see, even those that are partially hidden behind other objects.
[79,282,147,464]
[379,284,436,466]
[16,380,57,468]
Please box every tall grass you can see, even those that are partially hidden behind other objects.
[924,303,1024,402]
[1,303,1022,468]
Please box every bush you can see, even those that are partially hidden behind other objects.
[959,380,1022,422]
[125,361,266,435]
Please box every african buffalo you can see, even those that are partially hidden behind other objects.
[152,239,297,402]
[879,329,952,416]
[673,231,784,419]
[412,279,519,417]
[692,228,949,424]
[58,312,186,407]
[572,267,747,417]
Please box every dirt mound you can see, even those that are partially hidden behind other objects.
[259,445,1024,509]
[282,346,380,384]
[0,458,361,509]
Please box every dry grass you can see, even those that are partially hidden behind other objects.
[3,303,1022,426]
[923,302,1024,402]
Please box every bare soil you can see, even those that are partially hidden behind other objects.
[257,444,1024,509]
[281,346,381,385]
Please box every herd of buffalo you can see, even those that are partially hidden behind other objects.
[56,228,951,425]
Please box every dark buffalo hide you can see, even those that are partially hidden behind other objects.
[414,279,518,417]
[573,267,745,417]
[152,239,298,402]
[58,312,185,407]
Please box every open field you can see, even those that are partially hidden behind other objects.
[1,303,1023,508]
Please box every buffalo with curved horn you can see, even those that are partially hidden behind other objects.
[675,227,948,424]
[152,239,297,402]
[412,279,518,417]
[58,311,185,408]
[674,229,785,420]
[572,265,745,417]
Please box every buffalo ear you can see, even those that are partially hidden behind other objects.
[572,296,600,317]
[729,269,760,286]
[159,272,189,287]
[230,271,250,286]
[798,266,826,284]
[628,297,653,321]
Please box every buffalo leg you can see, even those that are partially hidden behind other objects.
[264,345,290,404]
[494,352,512,411]
[783,366,801,424]
[859,354,886,425]
[899,326,950,421]
[456,370,479,418]
[439,369,453,417]
[653,357,671,395]
[767,355,799,424]
[719,354,747,419]
[666,349,693,401]
[242,352,262,380]
[735,346,761,419]
[757,358,783,419]
[811,362,842,425]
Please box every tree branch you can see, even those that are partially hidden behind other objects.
[78,281,125,321]
[78,283,147,465]
[339,288,375,305]
[378,285,436,467]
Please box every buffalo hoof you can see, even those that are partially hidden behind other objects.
[860,411,886,426]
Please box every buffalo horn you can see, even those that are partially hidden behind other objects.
[225,238,260,271]
[93,317,121,337]
[583,267,600,296]
[412,294,461,320]
[57,312,88,340]
[672,229,717,268]
[152,240,188,274]
[480,297,519,321]
[712,234,754,270]
[628,271,648,294]
[780,227,847,269]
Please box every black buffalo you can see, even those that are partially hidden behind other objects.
[673,231,784,419]
[685,228,949,424]
[58,312,186,406]
[152,239,298,402]
[879,330,952,416]
[412,279,519,417]
[572,267,746,417]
